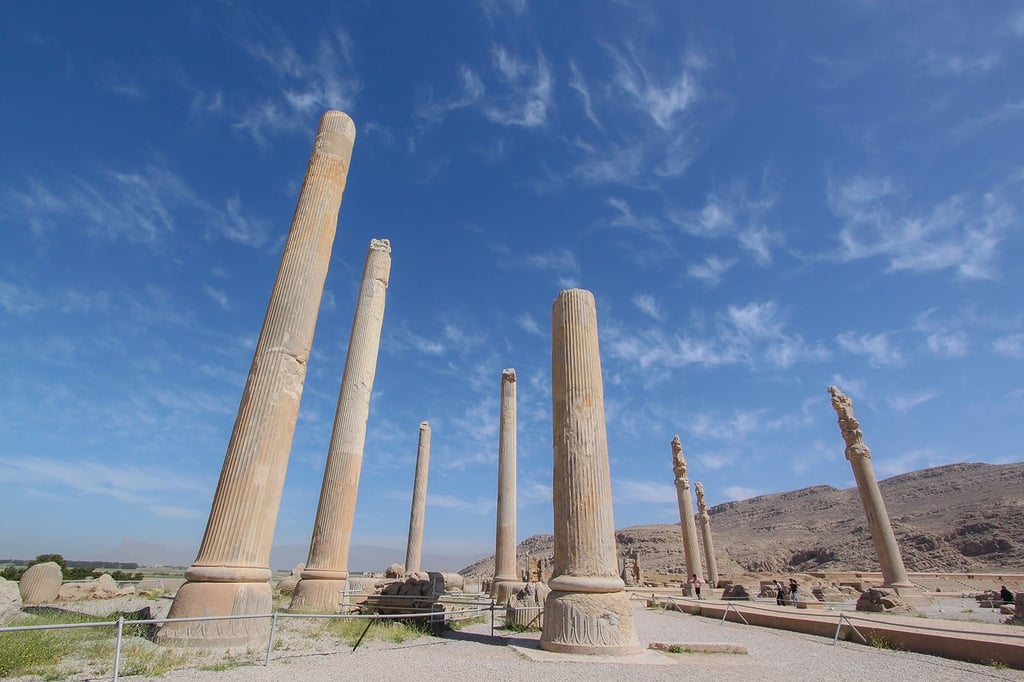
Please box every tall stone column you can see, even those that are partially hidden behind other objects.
[290,239,391,612]
[672,435,703,586]
[493,369,520,599]
[404,421,431,574]
[695,482,719,588]
[828,386,913,589]
[159,111,356,646]
[540,289,640,655]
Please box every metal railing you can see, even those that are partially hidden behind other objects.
[0,596,500,681]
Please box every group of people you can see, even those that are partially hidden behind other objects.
[775,579,799,605]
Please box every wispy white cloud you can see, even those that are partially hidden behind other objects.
[887,390,939,413]
[606,43,700,131]
[925,330,968,357]
[232,30,360,145]
[605,299,827,377]
[723,486,762,501]
[523,248,581,279]
[950,100,1024,141]
[836,331,904,367]
[613,479,677,505]
[687,255,736,288]
[568,60,601,128]
[416,66,485,126]
[632,293,664,321]
[0,280,111,316]
[3,166,269,248]
[427,493,494,514]
[992,333,1024,359]
[0,455,210,518]
[920,50,1000,77]
[669,176,783,264]
[485,45,552,128]
[516,312,545,337]
[827,174,1017,279]
[203,285,230,311]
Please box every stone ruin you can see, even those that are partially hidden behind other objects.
[506,581,550,630]
[18,562,63,604]
[619,551,643,587]
[856,586,913,613]
[276,563,305,596]
[1005,593,1024,625]
[58,574,135,602]
[540,289,640,655]
[521,555,554,584]
[0,578,22,625]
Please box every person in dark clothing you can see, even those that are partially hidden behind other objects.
[789,578,798,606]
[1001,585,1015,604]
[775,580,786,606]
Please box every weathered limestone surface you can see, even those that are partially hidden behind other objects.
[493,368,518,592]
[695,482,719,588]
[0,578,23,625]
[159,111,356,647]
[404,421,431,575]
[540,289,640,656]
[19,562,62,604]
[506,581,549,630]
[291,239,392,613]
[672,436,703,585]
[58,574,134,601]
[828,385,913,590]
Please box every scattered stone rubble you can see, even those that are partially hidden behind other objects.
[0,577,22,625]
[276,563,305,596]
[58,574,135,601]
[856,587,913,613]
[18,562,62,604]
[506,581,550,630]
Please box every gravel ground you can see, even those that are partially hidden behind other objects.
[145,603,1022,682]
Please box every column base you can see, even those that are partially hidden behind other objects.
[540,589,641,655]
[156,581,272,647]
[289,578,348,613]
[493,580,527,605]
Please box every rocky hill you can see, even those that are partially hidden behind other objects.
[460,461,1024,579]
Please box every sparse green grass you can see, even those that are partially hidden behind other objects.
[446,614,486,631]
[866,634,904,651]
[667,644,685,654]
[984,657,1008,670]
[117,642,191,677]
[961,608,974,613]
[0,628,75,678]
[318,617,428,645]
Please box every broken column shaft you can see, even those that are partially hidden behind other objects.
[493,368,519,595]
[290,239,391,612]
[672,435,703,586]
[828,385,913,589]
[695,482,719,588]
[159,110,356,646]
[540,289,640,655]
[404,421,431,574]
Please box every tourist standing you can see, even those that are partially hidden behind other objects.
[789,578,798,606]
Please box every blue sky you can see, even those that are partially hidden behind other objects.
[1,1,1022,571]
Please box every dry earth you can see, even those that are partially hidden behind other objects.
[461,462,1024,579]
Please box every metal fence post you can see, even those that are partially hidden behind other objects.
[264,612,278,666]
[112,616,124,681]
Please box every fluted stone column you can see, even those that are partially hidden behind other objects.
[290,239,391,612]
[492,368,523,603]
[671,435,703,587]
[159,111,356,646]
[695,482,719,588]
[828,386,913,589]
[404,421,431,574]
[540,289,640,656]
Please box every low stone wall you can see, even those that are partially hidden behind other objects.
[651,597,1024,669]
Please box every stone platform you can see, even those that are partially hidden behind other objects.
[649,595,1024,669]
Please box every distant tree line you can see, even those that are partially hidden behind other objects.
[1,554,143,582]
